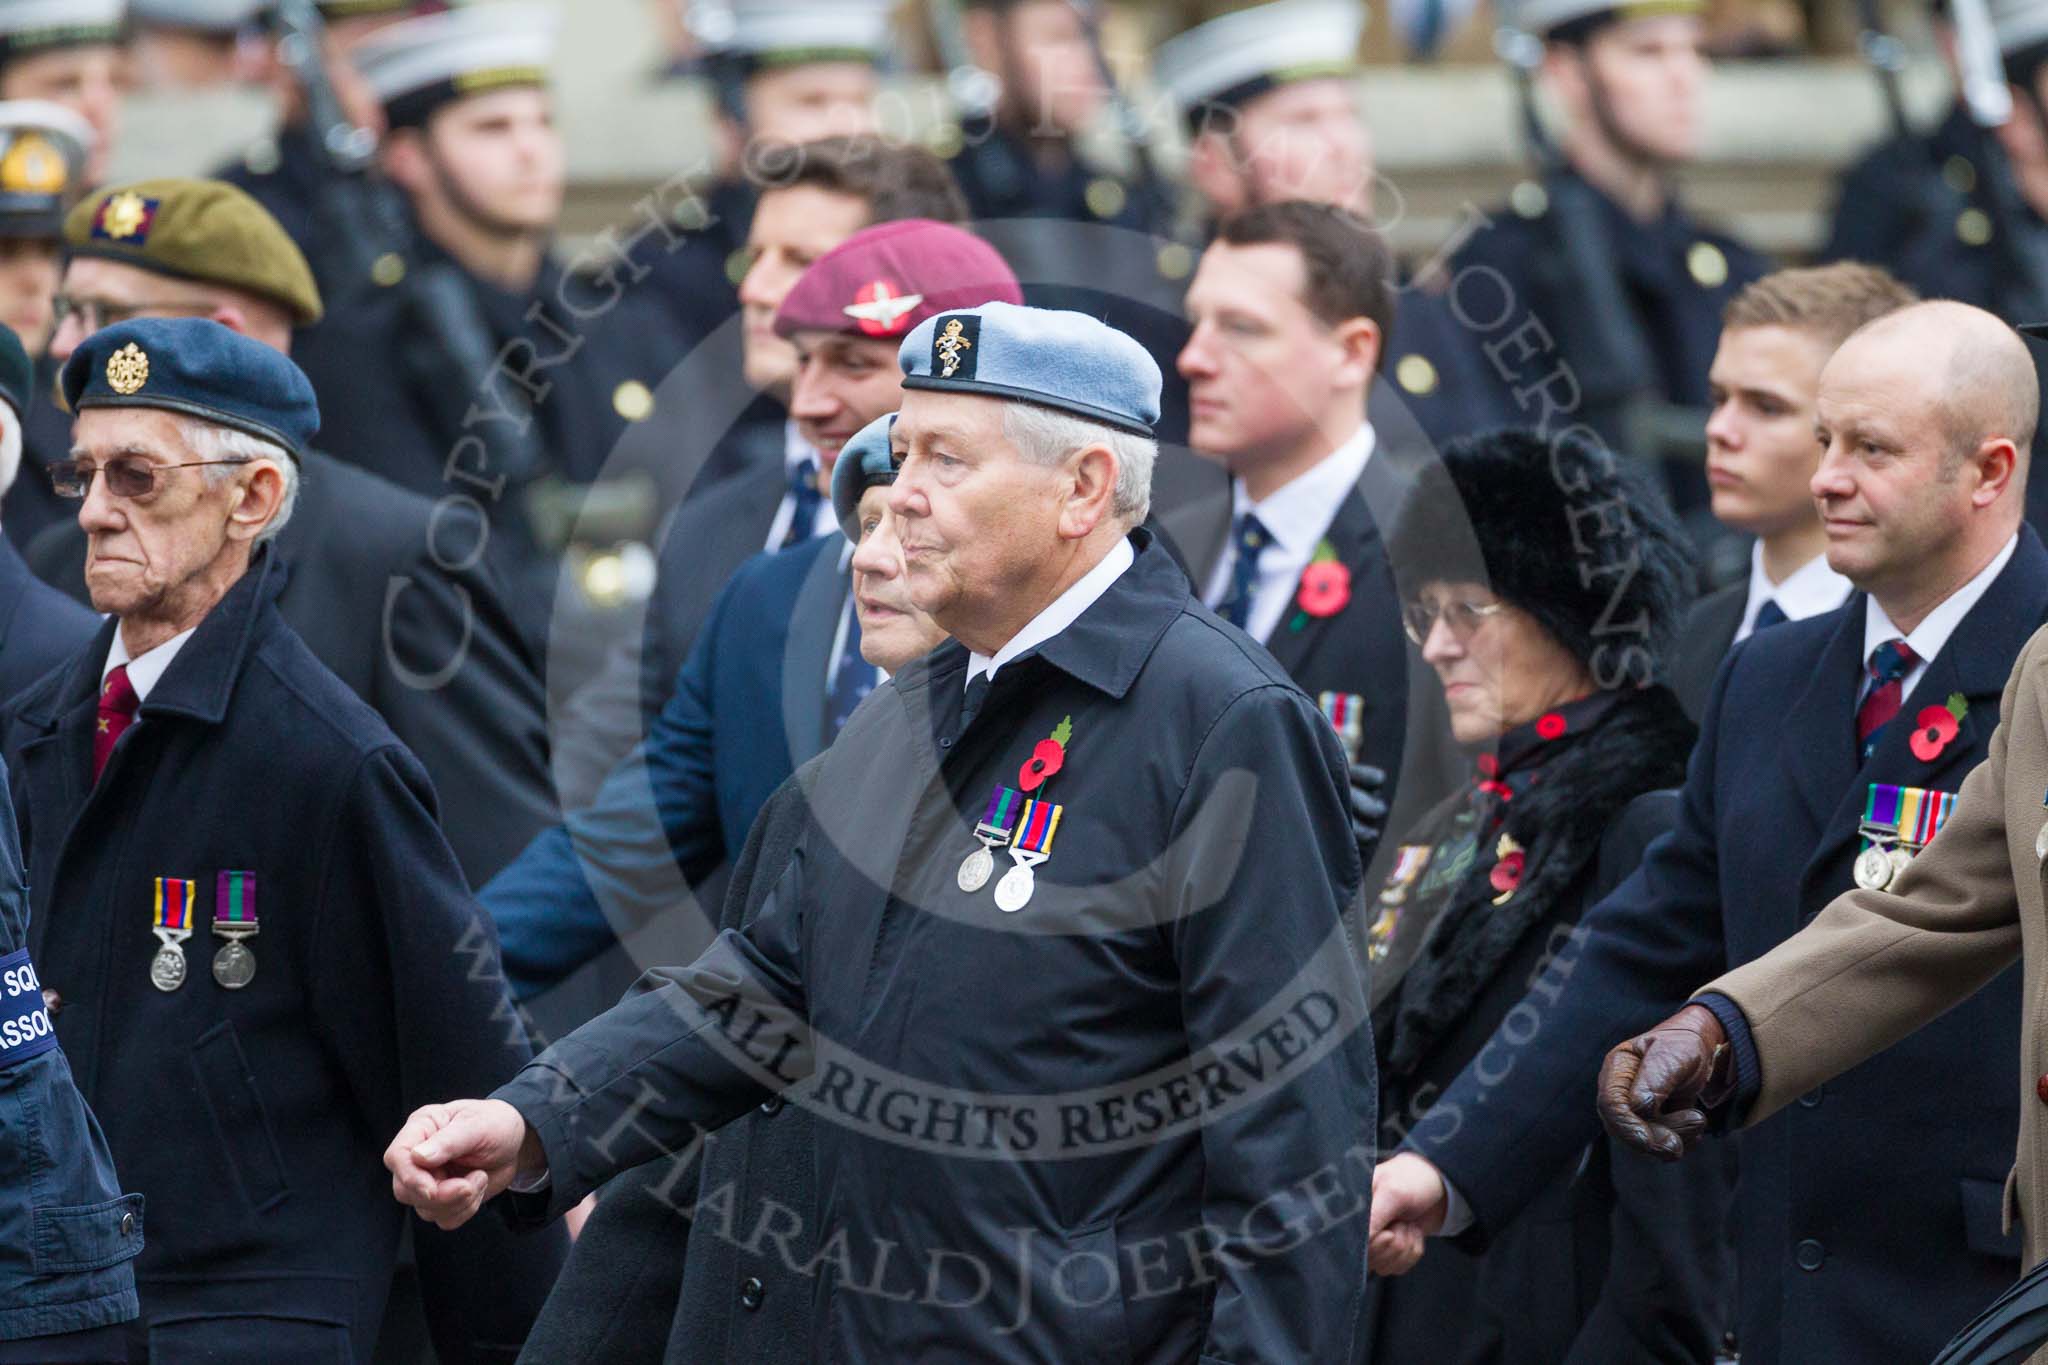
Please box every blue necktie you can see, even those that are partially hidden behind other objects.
[827,597,876,739]
[1216,512,1270,630]
[1752,598,1788,632]
[782,458,822,550]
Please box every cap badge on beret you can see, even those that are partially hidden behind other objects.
[105,343,149,397]
[0,132,64,194]
[94,192,157,244]
[842,280,925,338]
[934,316,978,379]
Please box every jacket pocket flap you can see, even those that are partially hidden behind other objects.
[1963,1176,2025,1261]
[32,1193,143,1274]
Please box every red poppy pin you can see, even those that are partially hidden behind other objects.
[1294,540,1351,625]
[1909,693,1968,763]
[1019,715,1073,792]
[1535,711,1568,741]
[1490,834,1525,904]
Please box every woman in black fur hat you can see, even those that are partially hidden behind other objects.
[1365,427,1733,1363]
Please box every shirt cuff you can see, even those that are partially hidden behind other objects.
[509,1168,550,1194]
[1693,991,1761,1122]
[1436,1173,1474,1238]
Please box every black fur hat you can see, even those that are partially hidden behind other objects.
[1387,427,1696,688]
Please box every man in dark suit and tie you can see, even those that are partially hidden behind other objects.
[1670,263,1912,718]
[0,322,92,704]
[484,220,1022,1000]
[1168,200,1458,850]
[1368,299,2045,1362]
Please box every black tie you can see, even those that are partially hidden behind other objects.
[960,672,992,733]
[1753,599,1788,632]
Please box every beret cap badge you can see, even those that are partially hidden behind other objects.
[95,191,155,243]
[935,316,975,378]
[105,343,149,396]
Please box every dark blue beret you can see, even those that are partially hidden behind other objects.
[898,301,1162,438]
[60,317,319,459]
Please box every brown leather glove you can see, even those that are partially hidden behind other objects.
[1597,1003,1730,1161]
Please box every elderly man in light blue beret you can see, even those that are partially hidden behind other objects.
[387,302,1377,1365]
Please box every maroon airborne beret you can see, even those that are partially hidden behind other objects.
[772,218,1024,342]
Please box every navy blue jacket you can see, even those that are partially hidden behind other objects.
[0,756,141,1344]
[3,550,563,1362]
[1408,528,2048,1363]
[485,534,848,998]
[0,536,93,709]
[494,531,1377,1363]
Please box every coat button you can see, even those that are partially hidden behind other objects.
[740,1276,765,1310]
[119,1211,135,1237]
[1795,1238,1825,1271]
[759,1096,783,1116]
[1797,1087,1824,1108]
[2036,1074,2048,1105]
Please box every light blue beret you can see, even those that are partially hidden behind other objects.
[831,411,896,539]
[897,300,1162,438]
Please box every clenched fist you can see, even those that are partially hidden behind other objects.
[1367,1152,1449,1276]
[1596,1003,1729,1161]
[384,1098,540,1230]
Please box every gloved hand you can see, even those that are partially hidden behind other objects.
[1348,762,1388,849]
[1596,1003,1729,1161]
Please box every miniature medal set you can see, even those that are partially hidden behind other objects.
[149,871,260,991]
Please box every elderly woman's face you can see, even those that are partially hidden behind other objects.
[849,485,947,674]
[1410,581,1597,746]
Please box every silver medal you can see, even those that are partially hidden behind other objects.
[1854,845,1895,892]
[1889,846,1915,881]
[994,862,1035,913]
[2036,821,2048,862]
[212,940,255,990]
[150,941,187,992]
[957,845,995,893]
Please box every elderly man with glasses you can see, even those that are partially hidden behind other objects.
[3,316,560,1361]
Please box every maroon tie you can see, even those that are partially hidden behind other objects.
[94,664,138,782]
[1855,639,1918,758]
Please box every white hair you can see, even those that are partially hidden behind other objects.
[174,417,299,545]
[1000,402,1155,525]
[0,401,21,501]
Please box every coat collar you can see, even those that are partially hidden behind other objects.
[1788,526,2048,892]
[0,533,37,654]
[895,528,1189,708]
[16,547,282,733]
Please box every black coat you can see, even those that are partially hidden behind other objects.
[516,761,821,1365]
[1366,687,1732,1364]
[1161,421,1465,852]
[1668,582,1745,724]
[494,531,1378,1362]
[0,535,92,708]
[1406,528,2048,1363]
[24,451,555,888]
[3,550,565,1362]
[546,416,793,810]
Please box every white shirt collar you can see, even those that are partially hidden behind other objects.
[966,537,1136,692]
[783,419,814,475]
[1862,531,2019,673]
[1227,423,1375,560]
[1736,542,1854,641]
[101,627,197,706]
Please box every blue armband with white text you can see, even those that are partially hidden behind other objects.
[0,946,58,1068]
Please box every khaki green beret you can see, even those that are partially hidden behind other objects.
[63,178,324,328]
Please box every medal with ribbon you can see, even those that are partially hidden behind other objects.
[1856,784,1958,891]
[211,870,259,990]
[996,797,1064,913]
[1318,690,1366,763]
[150,876,194,992]
[958,786,1024,893]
